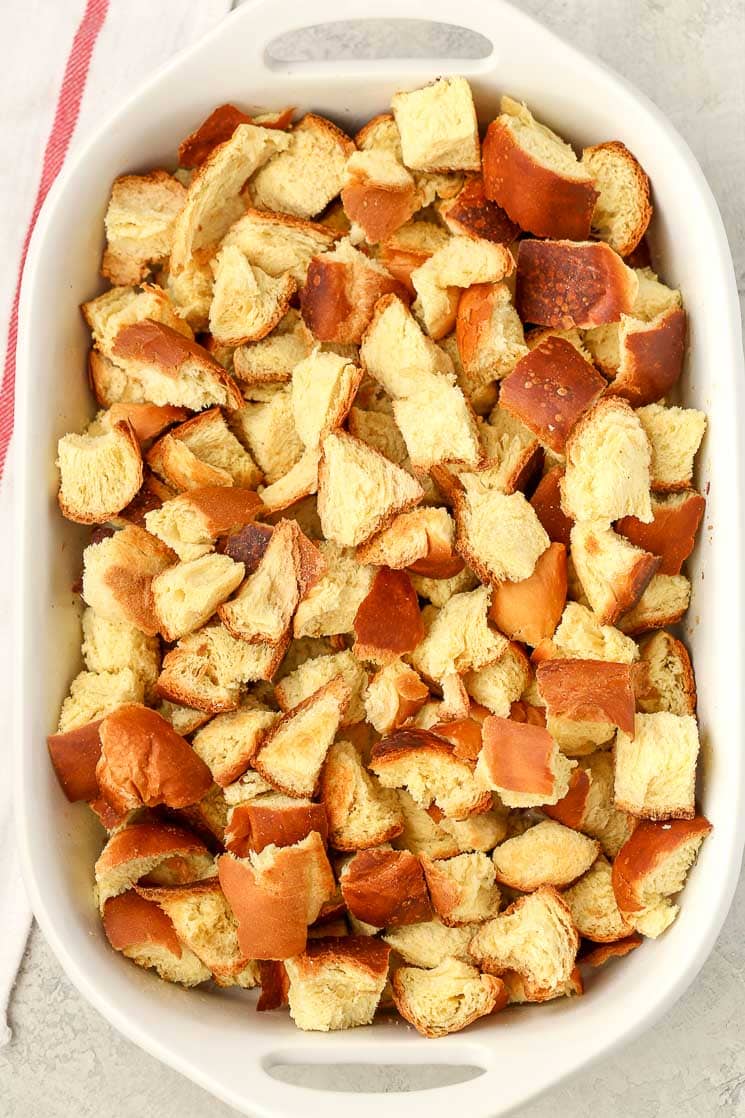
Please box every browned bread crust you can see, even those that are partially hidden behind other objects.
[516,240,637,328]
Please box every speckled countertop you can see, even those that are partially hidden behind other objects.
[3,1,745,1115]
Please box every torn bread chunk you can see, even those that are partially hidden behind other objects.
[411,585,507,685]
[439,177,520,244]
[83,283,192,357]
[605,306,687,408]
[617,490,705,577]
[341,848,432,928]
[218,831,335,959]
[454,485,549,585]
[256,447,320,514]
[163,254,214,332]
[170,123,290,271]
[537,658,635,739]
[82,525,176,635]
[383,919,478,969]
[411,236,514,340]
[455,282,528,406]
[409,567,479,609]
[545,751,635,858]
[191,706,277,787]
[637,630,696,716]
[379,220,450,293]
[301,238,407,345]
[360,292,453,399]
[352,567,424,666]
[562,856,633,943]
[293,541,374,638]
[94,820,215,910]
[617,573,691,636]
[581,266,681,370]
[364,661,429,734]
[611,816,711,937]
[516,240,638,329]
[92,402,189,445]
[393,957,505,1038]
[356,507,460,578]
[57,421,143,525]
[317,430,423,547]
[348,406,407,464]
[546,602,639,664]
[219,519,310,644]
[144,486,263,561]
[581,141,652,257]
[222,207,338,283]
[291,349,362,450]
[102,171,187,285]
[284,936,390,1031]
[209,245,296,346]
[177,104,292,170]
[464,642,531,718]
[148,407,262,491]
[81,608,160,696]
[530,466,573,548]
[492,819,599,890]
[341,148,419,243]
[392,77,480,173]
[469,886,579,1000]
[224,794,328,857]
[320,738,403,851]
[393,378,482,471]
[614,711,699,820]
[636,403,707,492]
[420,852,501,927]
[57,668,144,734]
[250,113,354,219]
[482,96,597,240]
[230,384,304,485]
[153,553,245,642]
[275,649,367,725]
[102,891,210,987]
[582,935,643,969]
[561,398,652,524]
[570,521,660,625]
[252,678,351,797]
[476,716,575,809]
[370,728,492,821]
[488,543,567,648]
[233,309,313,385]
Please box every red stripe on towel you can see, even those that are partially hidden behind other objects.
[0,0,109,478]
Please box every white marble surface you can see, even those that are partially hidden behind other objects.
[3,1,745,1115]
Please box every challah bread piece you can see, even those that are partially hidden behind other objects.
[145,486,263,561]
[614,711,700,820]
[356,507,461,578]
[609,305,688,408]
[438,177,520,244]
[176,103,292,169]
[530,466,573,549]
[617,573,691,636]
[352,567,425,666]
[393,957,506,1038]
[157,700,211,736]
[411,236,515,340]
[147,411,262,491]
[637,630,696,715]
[469,886,579,1001]
[584,268,682,374]
[464,642,531,718]
[476,716,575,809]
[224,795,328,858]
[233,310,313,385]
[636,403,707,492]
[536,658,635,739]
[454,484,550,585]
[83,283,192,356]
[275,650,367,725]
[369,728,492,821]
[157,622,288,713]
[617,490,705,576]
[341,848,432,928]
[136,878,259,986]
[359,292,454,399]
[191,706,277,787]
[543,602,639,664]
[57,668,144,734]
[491,819,599,890]
[393,377,482,471]
[383,918,478,969]
[222,208,339,283]
[570,521,660,625]
[293,541,374,638]
[364,661,429,734]
[57,420,143,525]
[249,113,354,220]
[561,398,653,524]
[209,245,296,346]
[581,141,652,257]
[102,170,187,285]
[111,320,245,411]
[320,739,404,851]
[217,831,335,959]
[169,122,290,271]
[94,821,215,910]
[340,148,419,243]
[82,525,176,636]
[317,431,423,547]
[544,751,636,858]
[501,966,584,1006]
[218,519,305,644]
[516,239,638,329]
[611,816,712,937]
[482,96,597,239]
[455,282,528,403]
[92,402,189,445]
[409,567,479,609]
[291,349,362,450]
[411,585,507,685]
[230,385,304,486]
[102,890,211,986]
[284,935,391,1031]
[81,608,160,695]
[348,406,408,466]
[47,719,104,802]
[353,110,464,209]
[420,852,501,926]
[379,220,450,293]
[391,76,480,173]
[393,791,460,860]
[487,543,567,648]
[562,856,634,943]
[252,678,351,797]
[152,553,245,642]
[163,254,214,332]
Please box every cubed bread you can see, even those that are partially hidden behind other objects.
[487,543,567,648]
[209,244,296,346]
[57,668,145,734]
[582,935,643,969]
[611,816,711,937]
[561,398,652,524]
[391,77,480,173]
[291,349,362,450]
[94,820,215,910]
[570,521,660,625]
[356,506,460,578]
[412,237,515,341]
[81,607,160,695]
[218,519,303,644]
[340,148,419,243]
[464,642,531,718]
[409,567,479,609]
[379,220,450,293]
[284,935,390,1031]
[341,848,432,928]
[606,306,687,408]
[177,104,291,170]
[393,377,482,471]
[275,649,367,724]
[320,738,403,851]
[584,267,682,373]
[392,956,505,1038]
[454,484,549,585]
[152,553,245,641]
[363,661,429,734]
[57,421,143,525]
[617,573,691,636]
[617,490,705,576]
[581,141,652,257]
[82,525,176,635]
[544,751,635,858]
[217,831,335,958]
[225,794,327,858]
[455,282,528,405]
[420,852,501,927]
[476,716,575,809]
[252,678,350,797]
[230,384,304,485]
[222,207,339,283]
[383,918,477,968]
[439,177,520,243]
[491,819,599,890]
[164,255,214,332]
[411,585,507,685]
[482,96,596,239]
[562,856,634,943]
[191,706,277,786]
[530,466,573,549]
[290,542,372,640]
[370,728,492,820]
[546,602,638,664]
[249,114,355,219]
[102,170,187,285]
[516,239,637,329]
[536,658,635,738]
[144,486,263,561]
[102,890,211,986]
[317,430,423,547]
[301,238,408,345]
[47,720,104,802]
[636,403,707,492]
[94,402,189,445]
[614,711,700,820]
[469,886,579,1001]
[233,309,313,385]
[147,410,260,492]
[360,292,453,398]
[83,282,192,355]
[637,630,696,716]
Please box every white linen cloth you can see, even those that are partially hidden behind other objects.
[0,0,233,1046]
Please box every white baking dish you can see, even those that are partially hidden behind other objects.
[14,1,745,1114]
